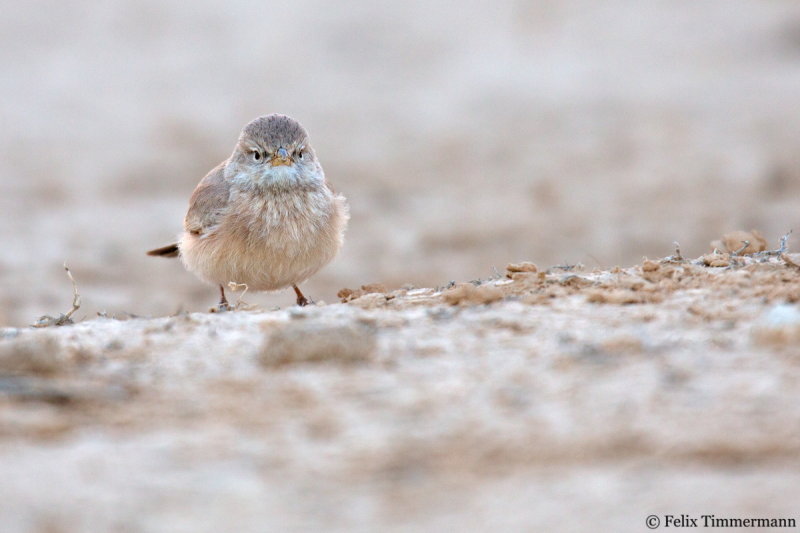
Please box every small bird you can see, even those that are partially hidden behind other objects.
[148,114,349,310]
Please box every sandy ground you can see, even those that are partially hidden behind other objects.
[2,248,800,532]
[3,1,800,531]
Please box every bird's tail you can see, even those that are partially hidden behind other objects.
[147,243,180,258]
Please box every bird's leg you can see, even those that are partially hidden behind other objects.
[292,284,310,307]
[217,284,231,312]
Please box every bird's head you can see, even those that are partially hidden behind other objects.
[229,114,323,188]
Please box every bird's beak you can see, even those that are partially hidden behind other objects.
[270,147,292,167]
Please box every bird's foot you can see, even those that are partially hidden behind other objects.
[293,284,312,307]
[211,284,232,312]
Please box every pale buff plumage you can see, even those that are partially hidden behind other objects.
[148,114,349,308]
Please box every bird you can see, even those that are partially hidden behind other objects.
[147,114,349,310]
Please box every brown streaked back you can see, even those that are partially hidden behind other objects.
[184,162,231,236]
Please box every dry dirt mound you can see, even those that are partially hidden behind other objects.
[1,250,800,531]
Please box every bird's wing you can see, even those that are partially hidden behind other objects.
[184,162,231,237]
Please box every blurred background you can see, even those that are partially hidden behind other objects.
[1,0,800,325]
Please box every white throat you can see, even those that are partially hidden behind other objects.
[260,165,301,187]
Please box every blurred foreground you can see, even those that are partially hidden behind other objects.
[1,252,800,531]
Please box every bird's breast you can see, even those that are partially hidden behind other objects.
[226,187,335,251]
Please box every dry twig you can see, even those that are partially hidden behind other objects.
[227,281,257,310]
[662,241,685,263]
[32,263,81,328]
[731,240,751,257]
[754,230,792,259]
[548,262,583,273]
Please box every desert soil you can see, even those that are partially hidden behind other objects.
[1,248,800,532]
[3,1,800,531]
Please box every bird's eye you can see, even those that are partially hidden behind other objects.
[297,149,304,160]
[252,151,261,161]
